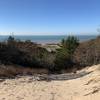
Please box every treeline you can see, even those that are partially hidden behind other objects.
[0,35,100,74]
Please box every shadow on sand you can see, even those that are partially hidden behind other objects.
[0,71,92,83]
[38,71,92,81]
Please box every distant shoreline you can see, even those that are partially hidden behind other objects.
[0,35,97,44]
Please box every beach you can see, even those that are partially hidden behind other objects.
[0,64,100,100]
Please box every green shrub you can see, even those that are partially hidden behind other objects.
[54,36,79,72]
[61,36,79,55]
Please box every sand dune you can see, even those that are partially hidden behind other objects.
[0,64,100,100]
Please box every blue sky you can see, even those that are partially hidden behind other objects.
[0,0,100,35]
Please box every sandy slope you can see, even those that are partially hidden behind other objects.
[0,64,100,100]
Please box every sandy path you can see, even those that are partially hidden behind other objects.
[0,64,100,100]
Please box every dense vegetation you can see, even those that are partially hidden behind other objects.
[0,36,54,69]
[54,36,79,72]
[73,36,100,67]
[0,35,100,75]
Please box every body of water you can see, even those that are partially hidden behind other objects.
[0,35,97,44]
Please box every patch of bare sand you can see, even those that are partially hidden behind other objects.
[0,64,100,100]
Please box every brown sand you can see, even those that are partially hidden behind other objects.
[0,64,100,100]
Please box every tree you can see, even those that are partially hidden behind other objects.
[61,36,79,55]
[7,36,15,42]
[54,35,79,72]
[7,36,16,48]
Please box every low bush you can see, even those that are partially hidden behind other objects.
[0,36,55,70]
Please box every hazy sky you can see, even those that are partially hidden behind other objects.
[0,0,100,35]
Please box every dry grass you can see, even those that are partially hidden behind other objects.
[0,65,48,78]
